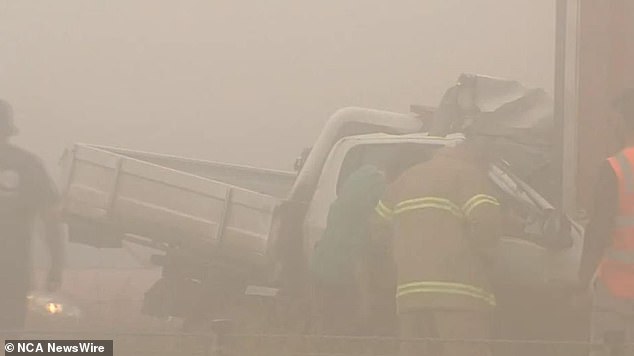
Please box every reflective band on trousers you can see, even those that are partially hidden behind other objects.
[397,281,496,306]
[603,248,634,264]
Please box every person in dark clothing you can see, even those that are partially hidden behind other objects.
[310,148,428,337]
[310,164,387,335]
[0,99,64,330]
[580,89,634,356]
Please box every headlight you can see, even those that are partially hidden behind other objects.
[45,302,63,315]
[27,293,81,318]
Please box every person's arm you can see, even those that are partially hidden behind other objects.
[578,162,618,288]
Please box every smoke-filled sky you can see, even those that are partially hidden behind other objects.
[0,0,554,173]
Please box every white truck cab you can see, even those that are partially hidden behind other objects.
[302,132,583,292]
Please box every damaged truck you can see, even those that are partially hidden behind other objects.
[59,74,585,338]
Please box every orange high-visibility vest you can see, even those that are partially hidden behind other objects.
[600,147,634,299]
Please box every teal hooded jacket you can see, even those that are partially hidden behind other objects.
[310,165,387,285]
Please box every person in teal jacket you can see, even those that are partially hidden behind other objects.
[310,164,388,335]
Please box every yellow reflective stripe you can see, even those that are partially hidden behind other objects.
[387,194,499,219]
[397,281,491,295]
[374,206,390,220]
[396,288,496,306]
[465,198,500,217]
[393,197,463,218]
[462,195,491,211]
[377,200,393,215]
[394,202,463,217]
[375,201,393,220]
[396,197,458,209]
[397,281,496,306]
[375,206,392,220]
[462,194,500,217]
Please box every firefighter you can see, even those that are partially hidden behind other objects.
[373,138,502,356]
[580,88,634,356]
[0,99,64,329]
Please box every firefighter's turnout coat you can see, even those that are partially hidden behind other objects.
[375,145,502,312]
